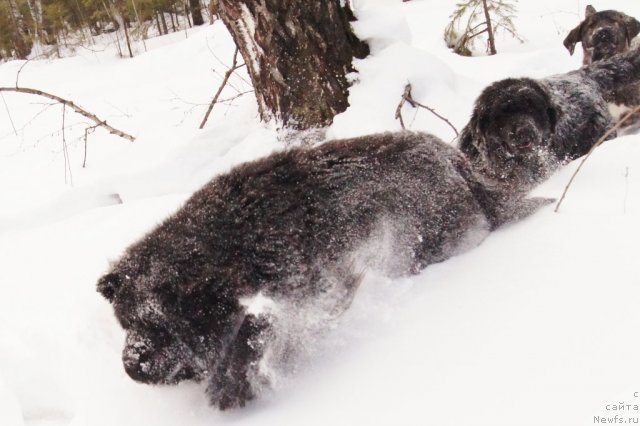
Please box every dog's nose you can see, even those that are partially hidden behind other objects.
[515,129,535,147]
[122,333,157,383]
[510,122,540,150]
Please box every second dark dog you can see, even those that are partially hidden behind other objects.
[563,5,640,118]
[458,46,640,186]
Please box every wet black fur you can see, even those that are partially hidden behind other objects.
[458,46,640,185]
[563,6,640,109]
[97,131,551,410]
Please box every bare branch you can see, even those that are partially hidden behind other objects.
[467,28,489,41]
[62,104,73,185]
[1,92,18,137]
[395,83,459,137]
[554,106,640,212]
[0,102,58,142]
[0,86,135,142]
[15,59,34,88]
[83,122,101,168]
[218,90,254,105]
[395,84,412,129]
[468,21,487,33]
[199,47,245,129]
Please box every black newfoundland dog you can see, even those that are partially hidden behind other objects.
[458,46,640,185]
[97,131,552,410]
[563,5,640,117]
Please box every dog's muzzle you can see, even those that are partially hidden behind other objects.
[505,119,543,153]
[590,28,621,62]
[122,331,198,384]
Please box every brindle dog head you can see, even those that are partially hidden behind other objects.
[564,5,640,64]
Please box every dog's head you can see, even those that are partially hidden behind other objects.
[97,242,241,386]
[458,78,558,190]
[564,5,640,64]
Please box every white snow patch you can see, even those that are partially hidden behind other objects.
[1,1,640,425]
[240,292,279,316]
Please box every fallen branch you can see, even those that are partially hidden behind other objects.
[395,83,459,137]
[199,47,246,129]
[395,84,411,129]
[554,105,640,212]
[0,86,135,142]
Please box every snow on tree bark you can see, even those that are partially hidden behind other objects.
[212,0,369,129]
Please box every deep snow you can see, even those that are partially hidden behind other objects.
[1,1,640,425]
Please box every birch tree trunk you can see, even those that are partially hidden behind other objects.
[212,0,369,129]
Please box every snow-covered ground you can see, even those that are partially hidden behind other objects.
[1,1,640,425]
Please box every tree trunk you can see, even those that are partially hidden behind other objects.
[169,10,177,32]
[122,18,133,57]
[159,10,169,34]
[184,0,193,27]
[481,0,497,55]
[155,12,163,35]
[213,0,369,129]
[189,0,204,25]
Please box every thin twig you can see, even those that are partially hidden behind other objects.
[1,92,18,136]
[0,86,135,142]
[467,28,489,41]
[83,122,101,168]
[0,102,58,142]
[623,166,629,215]
[199,47,245,129]
[62,104,73,185]
[206,38,253,89]
[395,84,411,129]
[395,83,459,136]
[554,105,640,212]
[15,58,33,88]
[211,65,248,94]
[407,98,459,137]
[218,90,254,105]
[34,123,91,146]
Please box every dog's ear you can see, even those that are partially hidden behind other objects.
[585,5,596,18]
[547,107,559,132]
[97,272,123,302]
[624,15,640,42]
[457,124,480,163]
[563,23,584,55]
